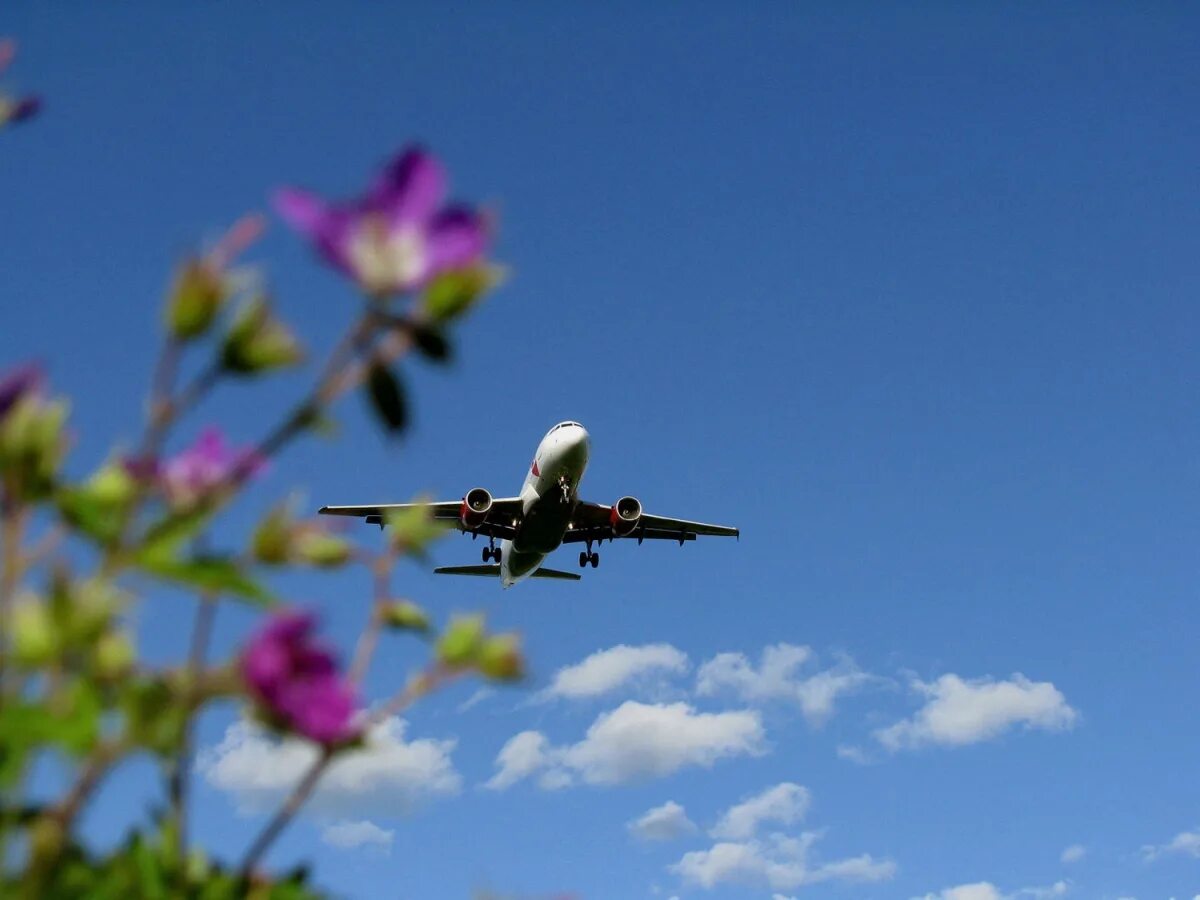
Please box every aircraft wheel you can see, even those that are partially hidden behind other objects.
[492,548,502,563]
[590,552,599,568]
[579,551,588,568]
[482,546,491,563]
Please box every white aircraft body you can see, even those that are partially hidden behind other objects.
[319,422,739,587]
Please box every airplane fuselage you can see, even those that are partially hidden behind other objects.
[501,422,590,587]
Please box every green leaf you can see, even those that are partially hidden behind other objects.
[136,553,275,606]
[139,504,215,562]
[122,677,188,756]
[422,264,501,323]
[365,361,409,434]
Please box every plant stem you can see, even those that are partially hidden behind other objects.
[167,593,217,867]
[347,551,394,686]
[0,504,27,697]
[236,745,333,879]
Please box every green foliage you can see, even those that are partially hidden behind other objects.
[56,459,137,547]
[166,260,228,341]
[384,501,450,556]
[435,614,486,668]
[251,497,353,568]
[135,553,275,606]
[422,264,501,323]
[221,295,304,375]
[0,394,69,501]
[381,599,431,633]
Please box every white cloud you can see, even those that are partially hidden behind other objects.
[321,819,394,852]
[672,832,895,891]
[199,717,461,818]
[628,801,698,842]
[486,731,552,790]
[875,673,1078,751]
[456,687,495,712]
[836,744,873,765]
[912,880,1069,900]
[544,643,689,700]
[695,643,869,725]
[711,783,811,841]
[486,701,765,789]
[1141,827,1200,861]
[1060,843,1086,863]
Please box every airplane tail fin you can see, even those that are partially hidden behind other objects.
[433,565,580,581]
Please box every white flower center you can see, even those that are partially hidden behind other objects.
[348,215,427,295]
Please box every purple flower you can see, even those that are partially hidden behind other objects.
[128,427,265,508]
[7,95,40,123]
[241,610,358,744]
[0,362,43,420]
[274,146,487,297]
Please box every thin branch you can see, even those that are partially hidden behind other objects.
[236,662,458,880]
[167,592,218,866]
[346,551,394,686]
[0,504,27,696]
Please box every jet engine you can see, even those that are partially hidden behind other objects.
[459,488,493,529]
[609,496,643,536]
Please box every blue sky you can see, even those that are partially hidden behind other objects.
[3,3,1200,898]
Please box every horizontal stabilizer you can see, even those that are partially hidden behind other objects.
[433,565,580,581]
[433,565,501,577]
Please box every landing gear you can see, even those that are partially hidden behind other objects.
[482,540,500,564]
[579,542,600,569]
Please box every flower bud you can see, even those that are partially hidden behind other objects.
[435,614,485,667]
[93,630,136,679]
[293,529,353,568]
[477,633,524,682]
[221,295,304,375]
[12,599,55,666]
[251,501,294,565]
[166,260,227,341]
[381,599,430,633]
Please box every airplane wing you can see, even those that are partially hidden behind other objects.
[319,497,524,540]
[562,501,739,544]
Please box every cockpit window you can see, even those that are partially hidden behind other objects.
[549,421,581,433]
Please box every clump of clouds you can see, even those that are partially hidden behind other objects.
[911,880,1069,900]
[486,701,765,790]
[874,673,1078,751]
[543,643,689,700]
[1060,844,1086,864]
[672,832,895,891]
[198,716,461,819]
[321,820,394,853]
[670,784,894,892]
[695,643,870,725]
[710,783,810,841]
[1141,827,1200,861]
[628,801,698,842]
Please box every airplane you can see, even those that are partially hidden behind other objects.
[318,421,739,588]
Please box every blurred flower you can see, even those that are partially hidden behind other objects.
[128,427,265,508]
[274,146,488,298]
[0,95,41,127]
[0,361,43,420]
[241,610,358,744]
[0,39,41,129]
